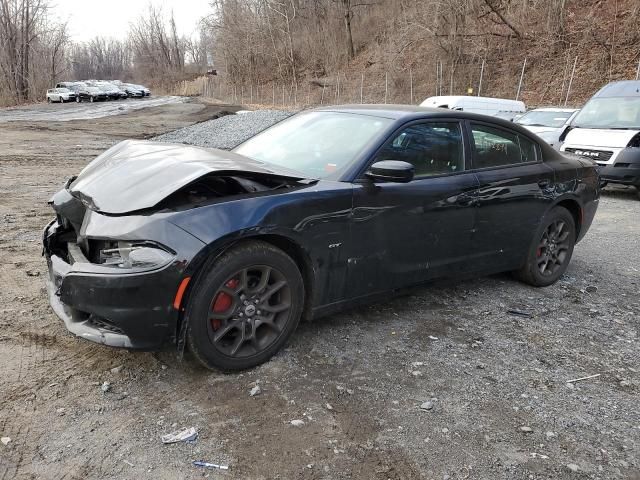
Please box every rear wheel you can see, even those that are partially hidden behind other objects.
[90,96,94,103]
[47,97,51,103]
[185,241,304,371]
[60,97,65,103]
[76,96,81,103]
[514,206,576,287]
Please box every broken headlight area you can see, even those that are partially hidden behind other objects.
[90,240,175,270]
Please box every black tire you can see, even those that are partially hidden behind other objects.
[185,240,304,371]
[60,98,65,103]
[47,98,51,103]
[76,96,81,103]
[514,206,576,287]
[90,96,94,103]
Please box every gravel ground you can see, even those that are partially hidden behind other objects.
[0,101,639,479]
[153,109,293,149]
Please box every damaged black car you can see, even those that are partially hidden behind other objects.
[44,106,600,370]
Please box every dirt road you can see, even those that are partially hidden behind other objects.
[0,96,185,123]
[0,99,638,480]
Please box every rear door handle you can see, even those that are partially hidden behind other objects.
[538,179,551,189]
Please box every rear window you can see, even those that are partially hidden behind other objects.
[471,123,537,168]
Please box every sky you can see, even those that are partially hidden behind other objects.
[51,0,212,42]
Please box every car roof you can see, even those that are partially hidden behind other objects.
[311,104,533,129]
[593,80,640,98]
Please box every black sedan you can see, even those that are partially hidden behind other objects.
[43,106,600,370]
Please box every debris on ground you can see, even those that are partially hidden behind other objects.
[519,426,533,433]
[1,437,10,446]
[110,365,124,374]
[420,401,434,411]
[290,419,305,427]
[193,461,229,470]
[566,373,600,384]
[161,427,198,444]
[249,385,261,397]
[153,110,293,150]
[100,381,111,393]
[507,309,533,318]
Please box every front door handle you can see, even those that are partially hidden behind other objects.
[538,179,552,189]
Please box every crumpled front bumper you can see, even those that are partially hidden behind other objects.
[43,219,182,350]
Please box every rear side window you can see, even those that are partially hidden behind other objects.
[470,123,537,168]
[375,122,464,177]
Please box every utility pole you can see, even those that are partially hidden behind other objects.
[410,69,413,104]
[515,58,527,101]
[478,59,485,97]
[564,56,578,107]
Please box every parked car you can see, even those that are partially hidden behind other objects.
[420,95,526,117]
[43,105,600,370]
[516,107,579,150]
[55,82,77,90]
[75,86,108,102]
[96,83,121,100]
[46,88,76,103]
[560,81,640,196]
[135,84,151,96]
[122,83,144,98]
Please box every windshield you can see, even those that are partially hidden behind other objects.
[57,88,71,93]
[87,87,99,92]
[517,110,574,128]
[233,111,393,179]
[572,97,640,129]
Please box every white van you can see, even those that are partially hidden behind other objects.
[419,95,526,117]
[560,81,640,192]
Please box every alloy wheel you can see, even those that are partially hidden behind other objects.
[537,219,571,276]
[206,265,291,358]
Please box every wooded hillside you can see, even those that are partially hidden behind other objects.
[205,0,640,106]
[1,0,639,106]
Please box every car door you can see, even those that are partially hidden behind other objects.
[348,119,480,298]
[467,120,555,272]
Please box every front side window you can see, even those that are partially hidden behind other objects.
[374,122,464,177]
[471,123,537,168]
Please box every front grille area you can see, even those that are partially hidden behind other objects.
[88,315,125,334]
[564,148,614,162]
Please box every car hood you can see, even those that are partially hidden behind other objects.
[520,125,559,136]
[68,140,310,214]
[564,127,640,148]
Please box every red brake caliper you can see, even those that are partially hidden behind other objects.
[211,278,239,330]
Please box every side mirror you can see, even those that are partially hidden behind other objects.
[366,160,415,183]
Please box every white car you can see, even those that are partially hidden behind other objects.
[419,95,526,117]
[515,107,579,150]
[46,88,76,103]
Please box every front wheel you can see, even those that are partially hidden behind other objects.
[60,98,65,103]
[514,206,576,287]
[76,96,81,103]
[90,96,94,103]
[185,241,304,371]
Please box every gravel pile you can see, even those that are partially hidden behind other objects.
[153,110,293,150]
